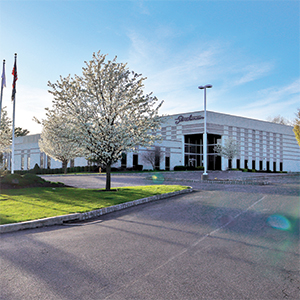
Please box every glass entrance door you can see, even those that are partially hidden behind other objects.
[184,133,221,170]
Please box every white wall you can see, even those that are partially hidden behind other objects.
[11,110,300,172]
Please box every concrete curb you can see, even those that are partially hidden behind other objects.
[147,177,270,185]
[0,188,193,234]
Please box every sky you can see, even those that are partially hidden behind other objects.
[0,0,299,134]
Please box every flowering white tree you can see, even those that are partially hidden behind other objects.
[36,110,86,174]
[48,51,163,190]
[0,107,12,171]
[293,108,300,147]
[0,107,12,153]
[214,137,240,169]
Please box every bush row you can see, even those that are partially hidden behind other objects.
[174,165,204,171]
[13,164,145,175]
[14,164,101,175]
[240,168,287,173]
[173,166,287,173]
[9,164,288,175]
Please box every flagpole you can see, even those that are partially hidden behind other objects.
[12,94,16,174]
[11,53,17,174]
[0,59,5,126]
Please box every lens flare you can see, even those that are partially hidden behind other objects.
[151,173,165,184]
[267,214,291,231]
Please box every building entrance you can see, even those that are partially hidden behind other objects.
[184,133,221,170]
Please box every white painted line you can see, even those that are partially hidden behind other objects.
[209,195,266,236]
[103,195,267,299]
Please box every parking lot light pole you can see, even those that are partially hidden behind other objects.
[198,84,212,180]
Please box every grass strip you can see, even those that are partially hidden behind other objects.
[0,185,188,225]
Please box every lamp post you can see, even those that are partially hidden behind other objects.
[198,84,212,180]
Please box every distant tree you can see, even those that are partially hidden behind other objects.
[36,110,86,174]
[47,51,163,190]
[142,147,164,170]
[293,108,300,147]
[214,137,240,169]
[15,127,30,137]
[267,115,292,125]
[0,107,12,153]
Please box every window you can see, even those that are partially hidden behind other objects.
[40,153,44,168]
[155,147,161,170]
[47,156,51,169]
[21,155,24,170]
[184,133,221,170]
[133,154,138,167]
[165,156,170,171]
[27,156,31,170]
[121,153,127,168]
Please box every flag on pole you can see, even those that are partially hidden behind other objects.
[0,59,6,125]
[11,53,17,174]
[1,60,5,88]
[11,54,17,102]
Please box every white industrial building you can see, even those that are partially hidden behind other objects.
[4,110,300,172]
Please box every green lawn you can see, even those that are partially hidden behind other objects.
[0,185,188,225]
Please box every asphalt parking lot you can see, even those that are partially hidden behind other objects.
[1,172,299,299]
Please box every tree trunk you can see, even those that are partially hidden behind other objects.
[62,159,68,174]
[105,163,111,191]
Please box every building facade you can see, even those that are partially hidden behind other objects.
[5,110,300,172]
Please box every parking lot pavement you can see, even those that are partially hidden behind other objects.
[1,179,299,300]
[41,171,299,196]
[41,173,150,189]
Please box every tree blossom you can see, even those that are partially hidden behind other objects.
[293,108,300,147]
[48,51,163,189]
[37,110,87,174]
[0,107,12,153]
[214,137,240,169]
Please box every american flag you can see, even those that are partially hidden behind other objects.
[11,54,17,102]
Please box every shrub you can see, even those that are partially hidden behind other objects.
[196,166,204,170]
[186,166,196,171]
[2,173,23,184]
[31,163,41,174]
[2,173,46,186]
[23,173,46,184]
[174,166,187,171]
[133,165,143,171]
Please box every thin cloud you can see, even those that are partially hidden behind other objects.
[232,62,274,86]
[233,78,300,120]
[243,78,300,109]
[125,26,299,122]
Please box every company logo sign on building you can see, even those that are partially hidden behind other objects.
[175,114,204,125]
